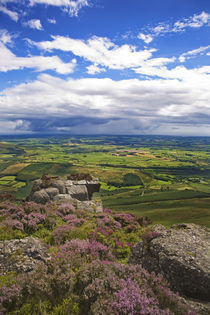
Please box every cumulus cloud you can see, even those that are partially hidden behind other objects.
[138,11,210,43]
[29,35,163,71]
[24,19,43,30]
[179,45,210,62]
[86,63,106,75]
[0,68,209,135]
[0,29,13,44]
[31,34,178,75]
[0,5,18,21]
[0,42,77,73]
[0,119,31,134]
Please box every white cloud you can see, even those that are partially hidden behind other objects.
[173,11,210,30]
[0,29,13,44]
[138,11,210,42]
[0,68,209,135]
[0,42,77,74]
[24,19,43,30]
[134,63,210,82]
[0,0,18,3]
[138,33,153,44]
[179,45,210,62]
[29,0,90,16]
[0,0,90,18]
[0,119,31,134]
[30,35,158,71]
[0,5,18,21]
[48,18,56,24]
[86,63,106,75]
[153,25,169,34]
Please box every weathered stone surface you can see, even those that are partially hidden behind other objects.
[53,194,75,202]
[27,174,101,204]
[0,237,50,273]
[77,199,103,213]
[51,180,67,194]
[45,187,59,199]
[186,299,210,315]
[86,181,101,200]
[32,189,50,204]
[129,223,210,301]
[65,184,89,201]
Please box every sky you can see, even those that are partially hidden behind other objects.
[0,0,210,136]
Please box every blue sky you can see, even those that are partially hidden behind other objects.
[0,0,209,135]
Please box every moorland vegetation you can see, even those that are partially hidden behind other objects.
[0,200,196,314]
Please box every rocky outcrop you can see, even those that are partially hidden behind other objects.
[129,223,210,301]
[0,237,50,273]
[27,174,101,204]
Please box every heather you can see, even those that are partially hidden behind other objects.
[0,200,195,314]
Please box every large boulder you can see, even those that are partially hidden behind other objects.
[0,237,50,273]
[129,223,210,301]
[65,181,89,201]
[32,189,50,204]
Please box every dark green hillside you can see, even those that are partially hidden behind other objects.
[16,162,73,181]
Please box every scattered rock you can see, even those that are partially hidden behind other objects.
[129,223,210,301]
[0,237,50,273]
[77,199,103,213]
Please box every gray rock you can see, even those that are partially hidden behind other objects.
[77,199,103,213]
[32,189,50,204]
[27,175,101,204]
[51,179,66,194]
[86,181,101,200]
[45,187,59,199]
[0,237,50,273]
[129,223,210,301]
[53,194,75,202]
[66,184,89,201]
[74,180,87,185]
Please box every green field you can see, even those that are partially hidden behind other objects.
[0,135,210,227]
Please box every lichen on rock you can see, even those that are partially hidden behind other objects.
[129,223,210,302]
[0,237,50,273]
